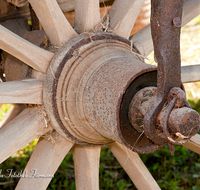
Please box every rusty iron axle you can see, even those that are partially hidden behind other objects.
[43,32,164,153]
[43,31,200,155]
[129,87,200,154]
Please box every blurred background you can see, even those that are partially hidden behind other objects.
[0,0,200,189]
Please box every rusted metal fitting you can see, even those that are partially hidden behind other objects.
[173,17,182,28]
[129,87,157,133]
[158,107,200,143]
[43,32,161,153]
[43,30,198,154]
[159,87,197,146]
[167,87,187,108]
[144,0,185,148]
[129,87,200,149]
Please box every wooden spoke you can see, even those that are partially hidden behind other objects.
[28,0,77,47]
[0,79,43,104]
[130,25,152,57]
[108,142,160,190]
[74,0,100,33]
[0,107,53,164]
[181,65,200,83]
[1,0,113,22]
[16,131,73,190]
[73,146,101,190]
[179,134,200,154]
[0,104,25,128]
[182,0,200,26]
[105,0,145,38]
[130,0,200,57]
[0,25,54,73]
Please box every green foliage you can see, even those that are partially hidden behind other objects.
[0,143,199,190]
[188,99,200,114]
[99,147,132,189]
[0,140,38,190]
[0,99,200,190]
[192,15,200,25]
[140,145,200,190]
[0,104,11,121]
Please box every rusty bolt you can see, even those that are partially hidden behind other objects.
[157,107,200,138]
[129,87,200,145]
[173,17,182,27]
[167,87,186,108]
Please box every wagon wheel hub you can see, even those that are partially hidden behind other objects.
[0,0,200,189]
[43,32,159,152]
[42,31,200,154]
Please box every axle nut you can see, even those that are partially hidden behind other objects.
[129,87,200,144]
[162,107,200,138]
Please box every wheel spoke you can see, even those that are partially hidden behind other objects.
[28,0,77,47]
[108,142,160,190]
[16,131,73,190]
[0,107,53,164]
[0,79,43,104]
[130,25,152,58]
[180,134,200,154]
[73,146,101,190]
[182,0,200,26]
[74,0,100,33]
[130,0,200,57]
[181,65,200,83]
[0,25,54,73]
[0,105,25,128]
[105,0,145,38]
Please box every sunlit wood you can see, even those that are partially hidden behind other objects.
[0,107,53,164]
[0,105,25,128]
[0,25,54,73]
[180,134,200,154]
[181,65,200,83]
[0,79,43,104]
[75,0,100,33]
[182,0,200,26]
[16,131,73,190]
[28,0,77,47]
[130,0,200,57]
[73,146,101,190]
[130,25,152,57]
[109,142,161,190]
[105,0,145,38]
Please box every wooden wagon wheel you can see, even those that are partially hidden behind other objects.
[0,0,200,189]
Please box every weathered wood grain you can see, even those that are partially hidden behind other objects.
[179,134,200,154]
[74,0,100,33]
[73,146,101,190]
[16,131,73,190]
[0,79,43,104]
[181,65,200,83]
[0,0,113,23]
[0,25,54,73]
[130,0,200,57]
[0,105,25,128]
[109,142,161,190]
[0,107,53,164]
[28,0,77,47]
[105,0,145,38]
